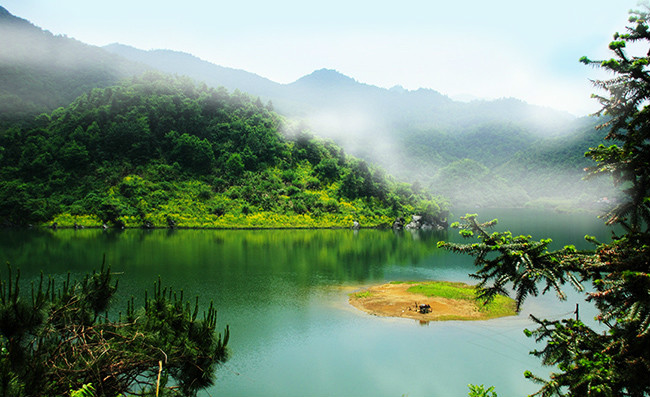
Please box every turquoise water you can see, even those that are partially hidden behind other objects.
[0,209,610,396]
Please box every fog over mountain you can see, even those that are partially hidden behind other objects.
[0,7,144,127]
[1,6,613,209]
[104,44,577,138]
[105,44,608,210]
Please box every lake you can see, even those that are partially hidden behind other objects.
[0,209,611,397]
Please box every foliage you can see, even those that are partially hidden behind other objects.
[0,73,446,229]
[440,8,650,396]
[70,383,96,397]
[438,215,588,312]
[468,384,498,397]
[580,11,650,233]
[0,261,229,397]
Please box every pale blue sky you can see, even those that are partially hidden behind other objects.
[1,0,640,115]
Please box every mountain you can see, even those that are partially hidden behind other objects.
[0,73,445,228]
[104,44,575,128]
[0,7,609,210]
[103,44,578,148]
[102,43,281,99]
[290,68,359,88]
[0,6,145,128]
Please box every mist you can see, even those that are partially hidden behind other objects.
[275,84,613,211]
[1,15,106,68]
[97,43,606,211]
[0,10,144,128]
[1,4,618,212]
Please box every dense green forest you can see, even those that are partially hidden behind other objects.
[0,73,446,228]
[105,43,610,209]
[1,4,615,212]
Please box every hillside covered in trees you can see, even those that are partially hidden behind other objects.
[0,6,143,129]
[399,117,615,209]
[0,73,446,228]
[0,5,613,212]
[106,45,612,210]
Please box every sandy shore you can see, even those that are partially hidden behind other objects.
[349,282,514,322]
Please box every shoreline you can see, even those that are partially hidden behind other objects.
[6,224,406,231]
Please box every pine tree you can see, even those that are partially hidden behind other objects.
[0,259,229,397]
[439,5,650,396]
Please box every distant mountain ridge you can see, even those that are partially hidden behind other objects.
[102,43,281,98]
[103,44,573,130]
[290,68,360,88]
[103,44,453,121]
[104,44,609,209]
[0,6,609,209]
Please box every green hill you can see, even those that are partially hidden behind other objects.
[0,73,446,228]
[0,6,144,129]
[105,44,611,209]
[0,6,609,212]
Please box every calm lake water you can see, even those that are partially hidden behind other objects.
[0,209,611,397]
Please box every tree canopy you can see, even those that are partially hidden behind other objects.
[0,72,447,229]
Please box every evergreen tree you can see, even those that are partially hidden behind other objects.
[439,6,650,397]
[0,260,229,397]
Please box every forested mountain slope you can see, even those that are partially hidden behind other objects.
[0,6,144,128]
[0,73,445,228]
[0,5,609,211]
[105,44,609,209]
[393,116,613,209]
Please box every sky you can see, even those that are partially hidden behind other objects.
[1,0,641,116]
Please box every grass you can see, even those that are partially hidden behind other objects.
[407,281,476,300]
[47,174,400,229]
[479,295,518,318]
[407,281,517,319]
[352,291,372,299]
